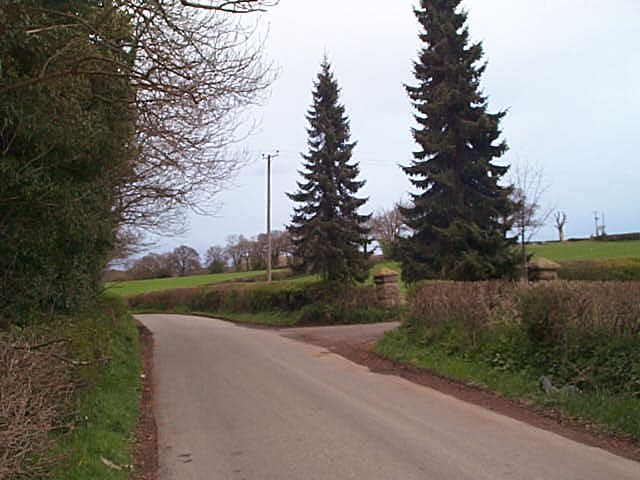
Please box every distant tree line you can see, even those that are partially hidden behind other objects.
[127,231,293,279]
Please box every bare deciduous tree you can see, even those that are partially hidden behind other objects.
[554,211,568,242]
[117,0,276,236]
[172,245,201,276]
[205,245,228,266]
[509,160,553,279]
[129,252,175,279]
[179,0,278,12]
[204,245,228,272]
[225,235,243,270]
[3,0,277,242]
[271,230,293,266]
[369,202,410,259]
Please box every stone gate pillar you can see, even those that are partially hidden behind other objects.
[373,268,401,309]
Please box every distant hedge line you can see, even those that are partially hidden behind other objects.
[407,280,640,396]
[595,232,640,242]
[558,258,640,281]
[128,280,395,325]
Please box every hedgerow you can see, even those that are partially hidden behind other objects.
[407,281,640,395]
[128,280,395,325]
[558,258,640,281]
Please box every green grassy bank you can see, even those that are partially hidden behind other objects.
[106,270,267,297]
[1,296,142,479]
[529,239,640,261]
[376,280,640,442]
[377,327,640,441]
[128,277,401,327]
[51,297,141,479]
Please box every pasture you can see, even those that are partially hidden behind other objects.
[529,239,640,261]
[106,270,265,297]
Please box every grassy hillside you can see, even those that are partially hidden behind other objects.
[529,240,640,261]
[106,270,266,297]
[108,262,405,298]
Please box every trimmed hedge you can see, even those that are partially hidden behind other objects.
[558,258,640,281]
[128,280,394,325]
[407,281,640,396]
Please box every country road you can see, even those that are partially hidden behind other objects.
[137,314,640,480]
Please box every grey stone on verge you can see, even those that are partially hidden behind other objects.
[539,375,558,394]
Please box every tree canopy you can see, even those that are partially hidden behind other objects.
[288,59,370,283]
[0,0,274,324]
[400,0,518,282]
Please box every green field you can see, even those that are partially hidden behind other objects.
[107,243,640,299]
[529,240,640,261]
[108,261,405,299]
[106,270,266,297]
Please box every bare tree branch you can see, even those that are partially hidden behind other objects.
[179,0,278,13]
[508,158,553,278]
[2,0,276,248]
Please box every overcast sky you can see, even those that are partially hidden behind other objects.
[154,0,639,257]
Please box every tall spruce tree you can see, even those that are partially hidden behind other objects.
[400,0,519,282]
[288,59,370,283]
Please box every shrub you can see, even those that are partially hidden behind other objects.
[0,296,136,478]
[407,281,517,345]
[407,280,640,395]
[0,334,73,478]
[558,258,640,281]
[128,280,389,325]
[207,261,226,274]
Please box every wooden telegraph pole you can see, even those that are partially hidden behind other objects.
[263,150,279,282]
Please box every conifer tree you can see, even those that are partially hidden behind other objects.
[401,0,519,282]
[288,59,370,283]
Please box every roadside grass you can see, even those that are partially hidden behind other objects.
[51,296,141,479]
[529,240,640,261]
[105,270,266,297]
[376,327,640,441]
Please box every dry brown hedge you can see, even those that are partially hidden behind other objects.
[558,258,640,282]
[407,280,640,394]
[408,280,640,336]
[0,335,73,480]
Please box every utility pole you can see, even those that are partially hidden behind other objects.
[263,150,279,282]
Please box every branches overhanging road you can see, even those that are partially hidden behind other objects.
[137,314,640,480]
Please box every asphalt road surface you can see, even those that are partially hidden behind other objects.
[137,314,640,480]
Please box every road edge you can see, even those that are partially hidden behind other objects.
[283,329,640,464]
[133,321,158,480]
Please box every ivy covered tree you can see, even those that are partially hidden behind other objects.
[288,59,370,283]
[0,2,135,323]
[400,0,519,282]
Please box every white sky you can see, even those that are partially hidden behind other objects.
[154,0,640,257]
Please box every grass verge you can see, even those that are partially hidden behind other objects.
[376,327,640,442]
[50,296,141,479]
